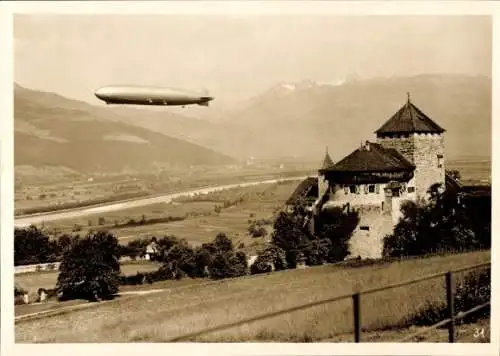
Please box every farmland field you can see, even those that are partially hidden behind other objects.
[446,158,491,185]
[15,250,490,343]
[32,180,299,255]
[15,165,314,216]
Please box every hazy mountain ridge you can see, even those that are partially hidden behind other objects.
[213,74,492,161]
[14,74,492,175]
[14,84,236,174]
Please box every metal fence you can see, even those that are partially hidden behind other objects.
[168,261,490,342]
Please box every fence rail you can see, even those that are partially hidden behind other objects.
[168,261,490,342]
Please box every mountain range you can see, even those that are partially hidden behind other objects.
[206,74,491,161]
[14,74,491,175]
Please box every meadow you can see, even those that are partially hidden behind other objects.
[15,250,490,343]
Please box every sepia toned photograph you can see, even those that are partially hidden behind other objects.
[5,3,494,349]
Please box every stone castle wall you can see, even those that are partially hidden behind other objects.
[377,133,445,199]
[318,176,330,201]
[347,207,393,258]
[413,133,445,197]
[377,134,415,163]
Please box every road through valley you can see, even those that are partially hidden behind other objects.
[14,176,308,227]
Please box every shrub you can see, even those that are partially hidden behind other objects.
[250,257,273,275]
[120,238,151,260]
[248,222,267,238]
[251,246,288,275]
[57,230,121,302]
[15,286,27,297]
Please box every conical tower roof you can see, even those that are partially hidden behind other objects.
[319,147,334,172]
[375,93,445,136]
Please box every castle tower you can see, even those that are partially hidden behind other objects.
[318,146,334,200]
[375,93,446,199]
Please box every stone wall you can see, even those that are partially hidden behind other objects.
[318,175,330,201]
[348,207,393,258]
[413,133,445,198]
[377,134,415,163]
[377,133,445,199]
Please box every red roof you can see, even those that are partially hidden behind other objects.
[375,96,445,136]
[323,141,415,173]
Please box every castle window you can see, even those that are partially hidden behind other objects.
[360,226,370,231]
[349,185,357,194]
[437,154,444,168]
[408,187,415,193]
[368,184,376,193]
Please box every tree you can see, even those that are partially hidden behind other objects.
[214,233,233,253]
[383,184,478,257]
[208,250,248,280]
[271,211,310,268]
[57,230,121,302]
[14,225,56,266]
[316,207,359,262]
[162,239,197,278]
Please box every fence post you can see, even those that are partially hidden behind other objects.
[446,272,456,343]
[352,293,361,342]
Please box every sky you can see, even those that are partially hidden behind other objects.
[14,15,492,107]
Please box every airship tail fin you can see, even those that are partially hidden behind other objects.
[198,100,210,107]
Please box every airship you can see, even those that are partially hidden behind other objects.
[94,85,214,107]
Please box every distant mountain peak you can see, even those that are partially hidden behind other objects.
[268,78,347,96]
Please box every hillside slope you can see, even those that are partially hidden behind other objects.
[14,84,235,174]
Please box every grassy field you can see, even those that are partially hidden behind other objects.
[325,317,490,342]
[35,181,298,255]
[15,250,490,343]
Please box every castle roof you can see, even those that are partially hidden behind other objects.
[375,94,445,136]
[285,176,318,206]
[320,148,334,171]
[323,141,415,173]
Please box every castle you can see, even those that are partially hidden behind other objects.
[312,93,447,258]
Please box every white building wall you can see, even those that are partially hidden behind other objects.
[323,177,417,210]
